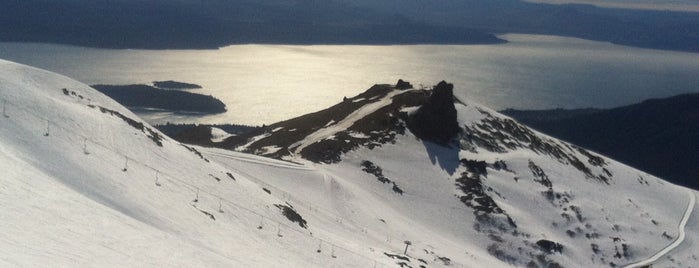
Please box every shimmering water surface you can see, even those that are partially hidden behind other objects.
[2,34,699,126]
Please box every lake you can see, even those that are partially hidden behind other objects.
[2,34,699,126]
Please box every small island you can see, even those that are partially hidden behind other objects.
[152,80,202,90]
[92,83,226,114]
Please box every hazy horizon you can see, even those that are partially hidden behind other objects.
[524,0,699,12]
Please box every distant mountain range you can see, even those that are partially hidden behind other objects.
[352,0,699,52]
[502,93,699,190]
[2,0,699,52]
[0,0,503,49]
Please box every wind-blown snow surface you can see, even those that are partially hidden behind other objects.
[0,60,404,267]
[1,59,697,267]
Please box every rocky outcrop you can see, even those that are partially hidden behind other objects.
[395,79,413,90]
[407,81,460,145]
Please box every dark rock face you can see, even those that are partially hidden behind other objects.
[361,160,405,195]
[407,81,460,145]
[463,108,611,184]
[395,79,413,90]
[274,204,308,229]
[536,240,564,254]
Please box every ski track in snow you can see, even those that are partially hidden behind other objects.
[290,89,409,155]
[623,188,696,268]
[199,149,313,171]
[201,149,350,224]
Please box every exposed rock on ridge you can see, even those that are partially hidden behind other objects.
[407,81,460,145]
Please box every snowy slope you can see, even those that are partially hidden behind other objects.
[645,192,698,268]
[1,59,697,268]
[209,80,698,267]
[0,59,419,267]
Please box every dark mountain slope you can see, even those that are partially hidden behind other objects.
[503,93,699,189]
[350,0,699,53]
[175,80,464,164]
[0,0,503,49]
[176,81,430,163]
[3,0,699,52]
[92,84,226,114]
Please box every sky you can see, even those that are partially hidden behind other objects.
[524,0,699,12]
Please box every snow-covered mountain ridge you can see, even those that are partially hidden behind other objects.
[1,59,697,267]
[0,59,399,267]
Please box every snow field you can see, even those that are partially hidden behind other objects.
[1,59,696,267]
[0,60,398,267]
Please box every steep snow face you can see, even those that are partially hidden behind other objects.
[1,59,696,268]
